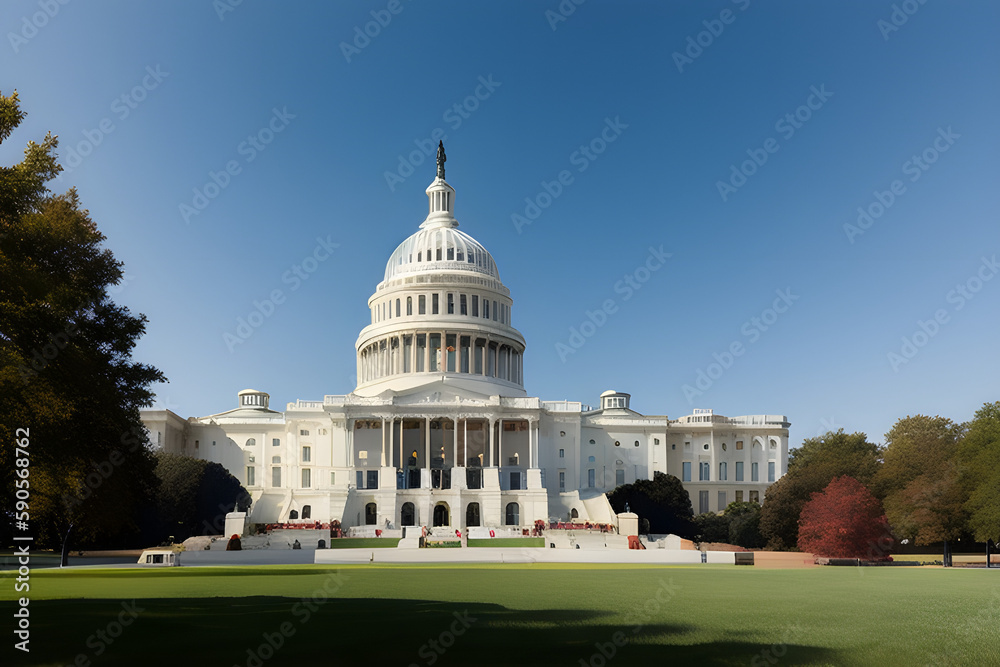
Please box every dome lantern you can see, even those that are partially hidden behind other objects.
[421,141,457,230]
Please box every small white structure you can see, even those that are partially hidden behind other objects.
[137,548,179,566]
[141,147,790,533]
[225,511,247,538]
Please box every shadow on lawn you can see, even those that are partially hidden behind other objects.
[28,597,840,666]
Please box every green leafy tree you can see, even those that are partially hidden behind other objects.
[876,415,967,545]
[760,430,881,550]
[0,91,165,548]
[607,471,695,537]
[959,401,1000,542]
[153,453,251,542]
[693,511,730,544]
[725,501,766,549]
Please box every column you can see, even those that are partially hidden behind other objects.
[463,419,468,467]
[487,418,494,467]
[424,333,430,372]
[424,417,431,470]
[452,417,458,469]
[347,419,354,470]
[380,417,387,467]
[529,420,535,469]
[498,418,503,470]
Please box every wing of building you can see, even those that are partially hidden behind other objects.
[141,146,789,530]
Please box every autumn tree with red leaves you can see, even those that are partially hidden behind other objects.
[797,476,893,560]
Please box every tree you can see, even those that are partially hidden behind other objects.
[693,511,730,544]
[153,453,251,543]
[797,476,892,559]
[760,430,881,550]
[725,501,766,549]
[607,472,695,537]
[0,91,165,548]
[875,415,967,545]
[959,401,1000,543]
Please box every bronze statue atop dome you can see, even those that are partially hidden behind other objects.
[436,140,446,179]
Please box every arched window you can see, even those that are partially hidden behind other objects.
[401,502,415,526]
[406,297,412,316]
[433,503,449,527]
[395,299,400,317]
[365,503,377,525]
[505,502,520,526]
[289,510,298,520]
[302,505,311,519]
[570,508,579,519]
[245,438,256,447]
[466,503,480,527]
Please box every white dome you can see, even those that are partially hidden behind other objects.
[383,226,499,283]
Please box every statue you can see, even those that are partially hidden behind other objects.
[436,140,446,179]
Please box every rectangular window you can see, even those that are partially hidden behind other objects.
[432,293,439,314]
[356,470,364,489]
[484,300,489,319]
[403,335,412,373]
[559,448,564,458]
[682,461,691,482]
[247,466,255,486]
[751,462,759,482]
[472,295,479,317]
[330,471,336,486]
[460,294,467,315]
[510,472,521,490]
[615,469,625,486]
[300,430,309,436]
[272,467,281,487]
[736,440,744,450]
[749,490,759,503]
[735,490,744,503]
[272,438,279,447]
[447,293,454,314]
[302,446,311,462]
[500,303,505,324]
[302,468,311,488]
[699,490,709,514]
[718,490,727,511]
[416,334,426,372]
[588,468,595,488]
[719,461,727,481]
[367,469,379,489]
[460,335,470,373]
[474,338,484,374]
[768,461,775,482]
[559,471,566,490]
[429,333,441,371]
[699,462,710,481]
[446,333,456,372]
[492,300,498,321]
[735,461,744,482]
[419,295,426,315]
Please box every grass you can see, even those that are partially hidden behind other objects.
[325,537,400,549]
[466,537,544,548]
[2,564,998,666]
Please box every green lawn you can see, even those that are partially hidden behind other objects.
[466,537,544,548]
[3,565,998,666]
[326,537,400,549]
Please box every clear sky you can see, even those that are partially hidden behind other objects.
[3,0,997,449]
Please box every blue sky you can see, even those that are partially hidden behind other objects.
[3,0,998,448]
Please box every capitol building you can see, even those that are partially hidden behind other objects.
[142,146,790,532]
